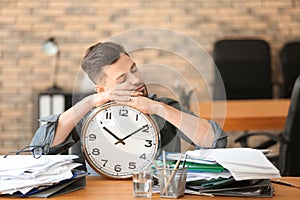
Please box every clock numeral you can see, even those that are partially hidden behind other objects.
[92,148,100,156]
[144,140,153,147]
[114,164,122,172]
[140,153,146,160]
[101,159,108,167]
[135,114,139,121]
[119,108,128,117]
[105,111,112,120]
[128,162,136,169]
[88,134,96,141]
[142,125,149,133]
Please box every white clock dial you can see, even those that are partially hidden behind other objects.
[82,103,160,178]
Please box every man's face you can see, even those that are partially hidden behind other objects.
[100,54,148,97]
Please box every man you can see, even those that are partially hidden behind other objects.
[31,42,227,173]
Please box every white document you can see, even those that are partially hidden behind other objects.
[186,171,232,182]
[0,155,78,178]
[0,155,81,195]
[1,163,78,194]
[187,148,281,181]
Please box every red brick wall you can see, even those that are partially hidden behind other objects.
[1,0,300,153]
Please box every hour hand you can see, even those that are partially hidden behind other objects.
[103,127,125,145]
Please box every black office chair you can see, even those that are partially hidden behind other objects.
[235,75,300,176]
[280,41,300,98]
[213,39,273,100]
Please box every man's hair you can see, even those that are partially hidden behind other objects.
[81,42,128,84]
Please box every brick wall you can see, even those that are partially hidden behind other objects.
[1,0,300,154]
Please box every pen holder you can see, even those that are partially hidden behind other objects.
[157,167,188,198]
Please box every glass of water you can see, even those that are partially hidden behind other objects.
[132,170,153,198]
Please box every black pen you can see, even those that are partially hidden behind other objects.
[271,179,300,189]
[182,154,187,168]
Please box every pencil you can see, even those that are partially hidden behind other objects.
[162,153,183,194]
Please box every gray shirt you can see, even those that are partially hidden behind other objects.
[30,94,227,171]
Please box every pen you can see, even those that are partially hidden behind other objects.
[162,150,168,195]
[182,154,187,168]
[271,179,300,189]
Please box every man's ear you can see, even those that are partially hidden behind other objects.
[95,85,105,93]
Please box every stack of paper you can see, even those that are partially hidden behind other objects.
[0,155,85,197]
[157,148,281,197]
[186,148,281,181]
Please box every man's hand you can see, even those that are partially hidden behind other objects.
[92,89,142,108]
[116,95,163,115]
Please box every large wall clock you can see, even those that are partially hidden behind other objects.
[81,102,160,179]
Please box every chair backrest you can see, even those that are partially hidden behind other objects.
[280,41,300,98]
[213,39,273,100]
[279,75,300,176]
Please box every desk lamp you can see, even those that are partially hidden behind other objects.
[43,37,62,91]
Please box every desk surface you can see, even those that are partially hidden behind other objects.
[2,177,299,200]
[199,99,290,131]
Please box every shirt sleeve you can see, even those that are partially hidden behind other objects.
[30,114,80,155]
[208,120,228,148]
[152,95,228,149]
[177,103,228,148]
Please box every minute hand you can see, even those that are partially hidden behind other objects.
[115,125,148,145]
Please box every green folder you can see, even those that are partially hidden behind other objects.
[154,160,224,172]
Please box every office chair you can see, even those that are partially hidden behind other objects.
[213,39,273,100]
[235,75,300,176]
[280,41,300,98]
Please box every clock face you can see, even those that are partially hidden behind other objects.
[81,103,160,178]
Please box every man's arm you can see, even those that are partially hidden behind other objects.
[156,103,215,148]
[150,102,216,148]
[124,96,220,148]
[30,92,111,155]
[31,88,142,150]
[52,93,108,146]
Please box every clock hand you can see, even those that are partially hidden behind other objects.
[115,125,148,145]
[103,127,125,145]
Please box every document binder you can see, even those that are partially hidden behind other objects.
[25,173,86,198]
[155,149,280,197]
[186,179,274,197]
[1,170,87,198]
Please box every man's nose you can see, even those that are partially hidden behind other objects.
[128,72,141,85]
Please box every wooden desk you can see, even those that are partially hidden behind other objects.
[1,177,299,199]
[199,99,290,131]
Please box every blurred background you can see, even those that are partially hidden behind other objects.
[1,0,300,154]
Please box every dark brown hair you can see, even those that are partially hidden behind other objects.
[81,42,127,84]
